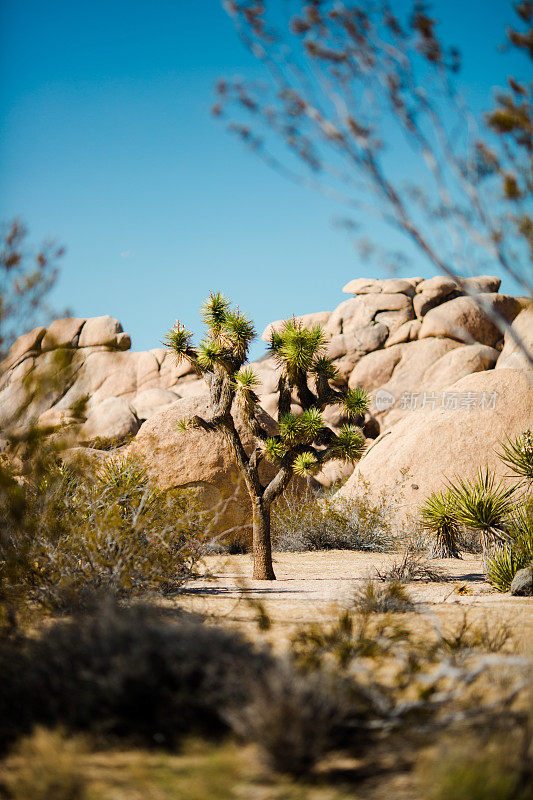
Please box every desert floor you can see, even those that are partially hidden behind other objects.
[177,550,533,651]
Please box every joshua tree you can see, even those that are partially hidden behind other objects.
[165,293,369,580]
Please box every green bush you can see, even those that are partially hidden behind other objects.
[0,453,212,616]
[271,485,393,553]
[353,579,417,614]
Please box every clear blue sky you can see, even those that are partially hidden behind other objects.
[0,0,525,358]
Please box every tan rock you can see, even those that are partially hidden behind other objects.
[37,407,80,429]
[335,369,533,523]
[261,311,331,342]
[41,317,86,350]
[131,388,179,420]
[496,306,533,372]
[419,294,523,347]
[81,396,140,442]
[458,275,502,294]
[420,344,499,391]
[349,338,462,424]
[325,294,413,337]
[314,459,355,487]
[1,326,46,372]
[413,276,459,318]
[385,319,421,346]
[342,277,417,296]
[348,343,407,393]
[78,315,131,350]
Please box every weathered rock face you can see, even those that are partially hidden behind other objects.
[335,369,533,523]
[1,275,531,503]
[510,567,533,597]
[419,294,524,347]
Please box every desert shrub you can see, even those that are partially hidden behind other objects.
[437,612,513,655]
[375,551,446,583]
[228,661,345,777]
[419,432,533,584]
[271,485,393,553]
[497,429,533,486]
[419,489,462,558]
[2,727,89,800]
[0,600,270,751]
[353,579,417,614]
[1,453,212,616]
[487,548,528,592]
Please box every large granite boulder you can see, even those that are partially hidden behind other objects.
[419,294,523,347]
[335,369,533,524]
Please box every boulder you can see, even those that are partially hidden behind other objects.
[131,388,179,421]
[335,369,533,524]
[419,294,524,347]
[129,395,290,539]
[496,306,533,372]
[458,275,502,294]
[80,396,140,442]
[419,344,499,392]
[349,338,462,424]
[1,326,46,372]
[510,567,533,597]
[41,317,86,350]
[261,311,331,342]
[385,319,421,346]
[78,315,131,350]
[342,277,418,296]
[414,276,459,318]
[325,293,414,337]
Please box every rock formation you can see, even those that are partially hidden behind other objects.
[1,276,531,529]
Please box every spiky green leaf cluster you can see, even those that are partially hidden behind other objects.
[447,468,516,534]
[234,367,260,391]
[419,489,461,558]
[330,425,366,462]
[497,429,533,483]
[311,355,339,381]
[299,408,324,441]
[263,437,288,463]
[201,291,230,332]
[508,498,533,562]
[222,310,256,358]
[278,412,305,444]
[292,451,320,478]
[278,409,325,445]
[163,323,194,362]
[343,386,371,419]
[197,340,225,370]
[487,547,526,592]
[271,319,326,373]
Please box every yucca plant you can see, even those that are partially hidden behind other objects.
[165,298,370,579]
[487,547,527,592]
[419,489,461,559]
[447,468,517,568]
[497,429,533,486]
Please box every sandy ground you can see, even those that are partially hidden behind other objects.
[177,550,533,649]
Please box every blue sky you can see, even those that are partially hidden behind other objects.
[0,0,526,358]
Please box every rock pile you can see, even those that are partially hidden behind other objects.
[1,276,531,531]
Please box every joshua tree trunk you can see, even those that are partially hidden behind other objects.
[252,499,275,580]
